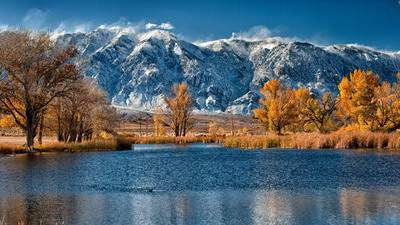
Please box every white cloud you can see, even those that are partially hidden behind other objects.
[228,25,331,48]
[73,23,92,33]
[50,22,93,39]
[98,20,146,34]
[145,22,174,30]
[145,23,157,30]
[22,8,48,30]
[159,22,174,30]
[231,25,273,41]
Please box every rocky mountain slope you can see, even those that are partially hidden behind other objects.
[56,28,400,114]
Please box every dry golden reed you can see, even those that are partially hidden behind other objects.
[122,135,223,145]
[224,131,400,150]
[0,144,26,154]
[0,137,133,154]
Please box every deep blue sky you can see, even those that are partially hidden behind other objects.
[0,0,399,50]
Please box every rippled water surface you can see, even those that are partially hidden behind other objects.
[1,144,400,225]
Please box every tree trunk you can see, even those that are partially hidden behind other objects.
[25,106,37,151]
[67,114,77,142]
[57,103,64,142]
[77,120,83,143]
[230,119,235,136]
[174,125,179,137]
[38,112,45,145]
[277,126,283,136]
[26,128,35,151]
[182,120,187,137]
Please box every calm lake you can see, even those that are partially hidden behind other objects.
[0,144,400,225]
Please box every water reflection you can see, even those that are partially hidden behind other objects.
[340,188,400,224]
[1,188,400,225]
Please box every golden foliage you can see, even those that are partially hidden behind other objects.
[254,80,298,134]
[254,80,337,134]
[338,70,380,130]
[338,70,400,131]
[164,83,193,137]
[0,115,17,129]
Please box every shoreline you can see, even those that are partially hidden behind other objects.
[1,131,400,155]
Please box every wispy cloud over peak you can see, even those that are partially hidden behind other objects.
[145,22,174,30]
[96,21,147,34]
[230,26,273,41]
[50,22,93,39]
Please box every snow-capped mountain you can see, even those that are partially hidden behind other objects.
[56,28,400,114]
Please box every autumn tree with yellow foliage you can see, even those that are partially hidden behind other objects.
[254,80,298,135]
[338,70,380,130]
[254,80,337,134]
[164,83,193,137]
[338,70,400,132]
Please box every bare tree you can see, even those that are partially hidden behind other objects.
[0,31,79,150]
[164,83,193,137]
[49,79,118,143]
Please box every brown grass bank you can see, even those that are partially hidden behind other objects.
[0,137,132,155]
[224,131,400,150]
[0,144,27,154]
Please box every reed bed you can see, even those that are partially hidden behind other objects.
[39,137,132,152]
[224,131,400,150]
[0,137,132,154]
[0,144,27,154]
[122,135,223,145]
[2,132,400,155]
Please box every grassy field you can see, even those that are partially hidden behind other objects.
[0,136,56,145]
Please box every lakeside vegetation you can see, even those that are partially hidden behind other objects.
[224,131,400,150]
[220,69,400,150]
